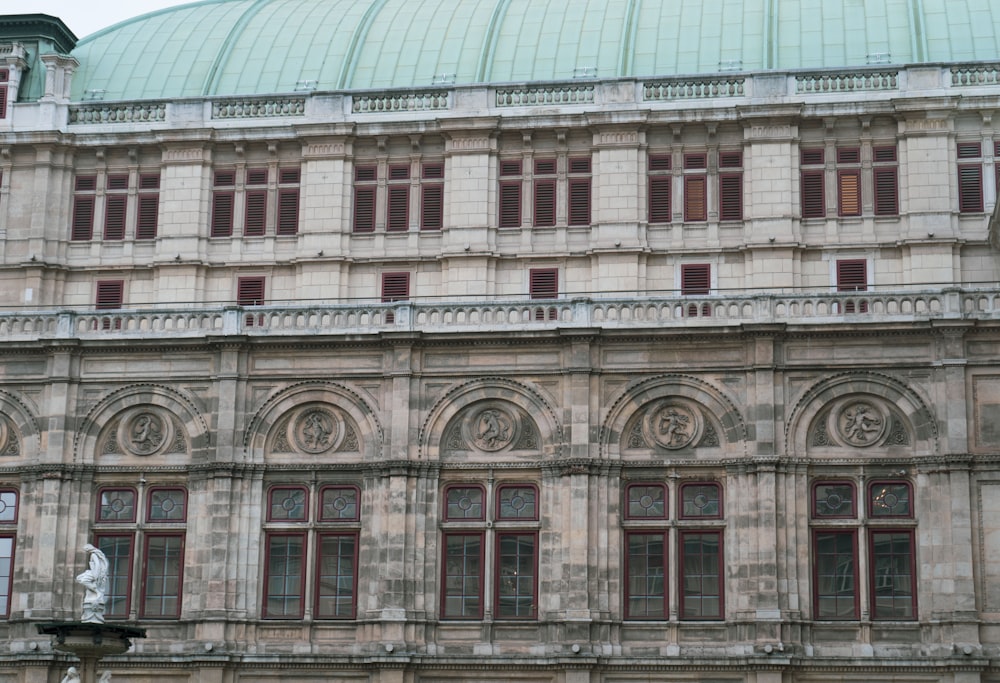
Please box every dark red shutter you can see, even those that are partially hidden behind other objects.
[534,159,556,175]
[75,176,97,192]
[873,146,897,163]
[211,192,234,237]
[106,174,129,190]
[836,147,860,164]
[279,168,300,184]
[684,153,707,169]
[569,157,591,174]
[500,160,522,176]
[353,186,375,233]
[568,178,590,226]
[649,155,671,171]
[719,173,742,221]
[0,85,7,120]
[836,260,867,291]
[958,165,983,212]
[719,151,742,168]
[71,195,95,241]
[681,264,710,295]
[104,195,127,240]
[96,280,124,309]
[683,175,706,222]
[137,195,159,239]
[381,272,410,301]
[246,168,267,185]
[529,268,558,307]
[277,189,299,235]
[214,170,236,186]
[649,175,672,223]
[800,148,824,166]
[237,277,265,305]
[421,184,443,230]
[957,142,981,159]
[244,190,267,236]
[387,186,409,231]
[499,182,521,227]
[873,167,898,216]
[389,165,410,180]
[838,170,861,216]
[355,166,376,182]
[533,180,555,226]
[139,174,160,190]
[422,163,444,179]
[801,170,825,218]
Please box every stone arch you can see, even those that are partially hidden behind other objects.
[785,371,938,457]
[0,389,42,459]
[244,381,383,463]
[419,378,563,461]
[601,374,749,460]
[75,384,211,464]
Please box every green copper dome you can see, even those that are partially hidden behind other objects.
[69,0,1000,100]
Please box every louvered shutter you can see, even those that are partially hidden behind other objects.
[237,277,265,306]
[499,183,521,227]
[421,184,443,230]
[244,190,267,236]
[0,85,7,120]
[277,189,299,235]
[801,148,824,166]
[649,176,672,223]
[837,259,868,313]
[529,269,558,299]
[719,173,742,221]
[873,167,898,216]
[96,280,124,309]
[958,165,983,213]
[353,187,376,233]
[681,264,710,295]
[381,272,410,301]
[137,195,159,239]
[211,193,234,237]
[957,142,981,159]
[684,175,706,222]
[568,178,590,226]
[533,179,555,226]
[801,170,825,218]
[838,170,861,216]
[836,147,860,164]
[387,186,409,231]
[71,195,95,241]
[104,195,127,240]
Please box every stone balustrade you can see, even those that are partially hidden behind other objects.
[68,102,167,124]
[211,97,306,119]
[795,71,898,93]
[1,288,994,342]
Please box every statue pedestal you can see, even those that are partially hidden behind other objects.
[36,622,146,682]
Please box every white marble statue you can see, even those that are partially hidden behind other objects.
[60,667,81,683]
[98,672,113,683]
[76,543,109,623]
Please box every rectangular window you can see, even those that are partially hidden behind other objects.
[381,272,410,324]
[264,532,306,619]
[136,174,160,240]
[813,530,858,619]
[680,531,723,619]
[353,166,377,233]
[873,167,898,216]
[529,268,557,299]
[495,532,537,619]
[0,489,17,619]
[103,174,128,240]
[211,170,235,237]
[421,163,444,230]
[683,175,707,222]
[837,169,861,217]
[0,68,8,120]
[499,159,523,228]
[71,175,97,241]
[959,164,983,213]
[387,165,410,232]
[648,154,672,223]
[442,532,484,619]
[869,531,915,620]
[276,168,301,235]
[718,151,743,221]
[836,259,868,313]
[95,280,124,310]
[141,533,184,618]
[625,532,667,619]
[533,158,556,227]
[800,148,825,218]
[244,168,268,237]
[237,276,266,327]
[681,264,710,296]
[567,157,591,226]
[95,534,133,617]
[315,533,358,619]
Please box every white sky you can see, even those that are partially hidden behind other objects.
[31,0,196,40]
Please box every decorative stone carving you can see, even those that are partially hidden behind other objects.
[76,544,109,623]
[697,422,720,448]
[837,400,887,446]
[0,416,19,456]
[294,408,339,454]
[467,406,518,451]
[643,399,703,450]
[118,409,173,457]
[341,423,359,451]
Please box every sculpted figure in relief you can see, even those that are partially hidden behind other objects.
[840,402,883,445]
[474,409,513,450]
[76,543,109,623]
[60,667,81,683]
[130,412,164,454]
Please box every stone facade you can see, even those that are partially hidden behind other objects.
[0,13,1000,683]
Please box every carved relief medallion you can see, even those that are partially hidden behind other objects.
[836,400,887,447]
[0,415,17,457]
[294,408,340,454]
[459,404,522,453]
[118,408,173,456]
[643,399,703,450]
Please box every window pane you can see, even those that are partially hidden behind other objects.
[99,489,136,522]
[497,486,537,520]
[148,489,186,522]
[680,531,722,619]
[626,484,666,519]
[142,535,183,618]
[265,535,304,618]
[0,490,17,523]
[813,482,855,518]
[442,534,481,618]
[445,487,483,520]
[871,531,915,619]
[0,536,13,617]
[496,533,536,619]
[97,534,133,618]
[269,487,307,521]
[814,531,857,619]
[316,534,356,619]
[869,482,911,517]
[681,484,721,518]
[320,487,359,521]
[626,533,666,619]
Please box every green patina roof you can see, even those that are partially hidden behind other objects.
[62,0,1000,100]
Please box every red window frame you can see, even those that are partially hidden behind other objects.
[567,156,591,226]
[680,264,710,296]
[103,174,128,240]
[624,530,668,619]
[837,169,861,217]
[387,164,410,232]
[139,532,185,618]
[718,172,742,221]
[0,489,15,619]
[381,272,410,302]
[95,533,135,618]
[800,169,825,218]
[211,170,235,237]
[96,486,138,523]
[812,480,856,519]
[318,485,361,522]
[146,487,187,523]
[71,175,97,241]
[95,280,124,310]
[679,482,722,519]
[683,175,707,222]
[958,164,983,213]
[869,530,916,620]
[136,173,160,240]
[443,484,486,521]
[420,162,444,230]
[624,482,668,520]
[873,167,898,216]
[529,268,558,300]
[315,531,359,619]
[237,277,265,307]
[533,159,556,227]
[441,531,485,619]
[678,530,724,620]
[867,481,913,519]
[262,531,307,619]
[648,154,672,224]
[494,531,538,619]
[353,165,377,233]
[267,485,309,522]
[276,167,300,236]
[243,168,268,237]
[495,484,539,521]
[0,68,8,120]
[812,529,859,620]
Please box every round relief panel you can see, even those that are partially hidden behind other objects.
[832,398,889,447]
[119,408,173,456]
[642,399,703,450]
[291,406,343,454]
[463,404,521,453]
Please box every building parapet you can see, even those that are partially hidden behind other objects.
[211,96,307,119]
[1,288,996,343]
[643,77,746,101]
[68,101,167,124]
[495,84,595,107]
[351,91,450,113]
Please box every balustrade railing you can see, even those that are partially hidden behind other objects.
[0,289,995,342]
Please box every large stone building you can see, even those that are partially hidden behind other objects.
[1,1,1000,681]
